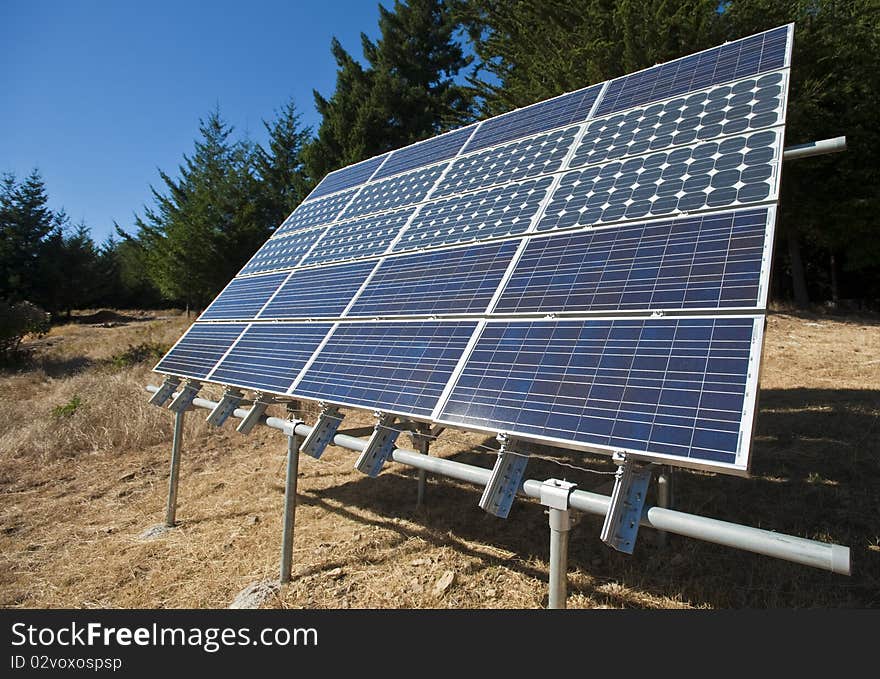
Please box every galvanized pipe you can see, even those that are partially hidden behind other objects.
[656,468,672,547]
[148,386,852,575]
[280,433,302,583]
[547,507,571,609]
[164,409,185,527]
[783,136,846,161]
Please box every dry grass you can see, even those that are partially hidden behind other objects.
[0,310,877,609]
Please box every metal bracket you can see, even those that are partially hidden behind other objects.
[299,403,343,459]
[149,376,181,407]
[539,479,577,510]
[354,413,399,477]
[600,453,652,554]
[206,387,244,427]
[167,380,201,413]
[236,392,273,434]
[478,434,528,519]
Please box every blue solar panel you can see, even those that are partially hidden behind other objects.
[239,227,326,275]
[300,208,414,266]
[154,323,246,379]
[341,163,447,218]
[438,317,758,468]
[209,323,332,394]
[259,260,376,319]
[374,125,476,180]
[463,84,603,153]
[275,189,356,236]
[433,126,580,198]
[537,129,780,232]
[293,321,477,416]
[496,209,770,314]
[308,153,389,200]
[570,72,786,170]
[595,26,790,117]
[348,240,519,317]
[393,176,554,253]
[200,272,287,320]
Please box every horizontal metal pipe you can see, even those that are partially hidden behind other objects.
[148,385,851,575]
[783,136,846,161]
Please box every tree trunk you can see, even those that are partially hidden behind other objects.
[787,221,810,309]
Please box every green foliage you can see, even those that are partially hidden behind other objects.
[52,395,82,418]
[108,342,168,370]
[0,299,50,360]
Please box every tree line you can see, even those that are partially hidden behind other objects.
[2,0,877,324]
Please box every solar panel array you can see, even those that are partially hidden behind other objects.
[156,25,794,475]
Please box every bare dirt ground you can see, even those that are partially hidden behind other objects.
[0,309,877,609]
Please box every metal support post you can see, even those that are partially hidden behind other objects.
[412,423,432,508]
[656,466,674,547]
[540,479,577,610]
[280,430,303,584]
[165,408,185,527]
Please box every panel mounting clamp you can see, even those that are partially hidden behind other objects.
[299,403,344,459]
[149,376,181,407]
[206,387,244,427]
[354,412,399,477]
[478,433,529,519]
[167,380,201,413]
[280,402,304,438]
[236,392,275,435]
[539,478,577,511]
[600,452,652,554]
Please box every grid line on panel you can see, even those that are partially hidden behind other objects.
[438,317,757,467]
[293,321,478,417]
[341,163,448,219]
[200,272,288,320]
[154,323,248,379]
[307,153,390,200]
[594,26,790,116]
[536,128,780,233]
[347,240,520,317]
[208,323,334,395]
[495,209,769,314]
[239,226,327,275]
[275,188,357,236]
[300,208,416,267]
[258,259,377,319]
[374,125,476,180]
[462,84,604,153]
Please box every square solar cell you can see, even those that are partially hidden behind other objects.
[341,163,447,218]
[437,317,760,471]
[154,323,247,379]
[348,240,519,317]
[495,208,771,314]
[239,227,326,275]
[293,321,478,417]
[374,125,476,180]
[200,272,288,321]
[259,260,377,319]
[209,323,333,394]
[300,208,414,266]
[308,153,389,200]
[275,189,356,236]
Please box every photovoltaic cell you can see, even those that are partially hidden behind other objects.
[259,260,376,319]
[495,209,770,314]
[433,126,580,197]
[342,163,447,218]
[462,84,603,153]
[300,208,414,266]
[594,26,789,116]
[374,125,476,180]
[239,227,326,275]
[307,153,389,200]
[209,323,332,394]
[293,321,478,416]
[438,317,759,468]
[154,323,246,379]
[537,129,780,232]
[348,240,519,317]
[200,272,287,320]
[275,189,356,236]
[393,176,554,253]
[568,72,786,170]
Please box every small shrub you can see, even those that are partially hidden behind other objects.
[52,395,82,418]
[0,300,51,361]
[109,342,168,369]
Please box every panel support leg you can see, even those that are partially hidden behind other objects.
[280,431,303,584]
[413,424,431,509]
[164,409,185,527]
[656,466,674,547]
[540,479,577,610]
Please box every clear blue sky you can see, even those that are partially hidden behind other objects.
[1,1,389,243]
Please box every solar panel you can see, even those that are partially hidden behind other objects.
[155,25,793,476]
[348,240,519,317]
[292,321,478,417]
[435,316,762,472]
[495,208,772,314]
